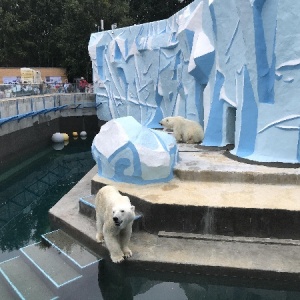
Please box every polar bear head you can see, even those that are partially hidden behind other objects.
[112,200,135,228]
[159,116,184,130]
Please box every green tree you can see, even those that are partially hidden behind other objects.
[0,0,64,67]
[129,0,193,24]
[0,1,31,66]
[25,0,63,67]
[56,0,132,81]
[0,0,191,80]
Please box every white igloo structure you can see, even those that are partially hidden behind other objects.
[91,116,178,184]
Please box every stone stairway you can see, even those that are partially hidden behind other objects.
[0,230,101,300]
[89,147,300,240]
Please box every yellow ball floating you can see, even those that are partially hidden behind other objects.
[72,132,78,137]
[62,133,69,141]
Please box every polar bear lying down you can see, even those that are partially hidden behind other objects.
[159,116,204,144]
[95,185,135,263]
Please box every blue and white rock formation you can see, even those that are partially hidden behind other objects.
[92,116,178,184]
[89,0,300,163]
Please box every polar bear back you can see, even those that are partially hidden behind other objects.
[160,116,204,143]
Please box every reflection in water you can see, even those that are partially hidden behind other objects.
[97,260,300,300]
[0,138,95,262]
[98,260,133,300]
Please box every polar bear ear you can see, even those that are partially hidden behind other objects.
[131,205,135,212]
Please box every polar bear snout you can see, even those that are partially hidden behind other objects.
[113,216,123,226]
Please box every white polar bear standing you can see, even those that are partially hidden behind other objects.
[95,185,135,263]
[160,116,204,144]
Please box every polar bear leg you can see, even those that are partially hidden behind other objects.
[103,226,124,263]
[183,126,200,143]
[105,237,125,263]
[95,212,104,243]
[120,226,133,258]
[173,132,182,142]
[173,126,183,142]
[185,132,194,144]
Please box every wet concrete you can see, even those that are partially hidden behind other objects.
[49,145,300,281]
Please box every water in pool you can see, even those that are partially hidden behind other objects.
[0,137,299,299]
[0,137,96,263]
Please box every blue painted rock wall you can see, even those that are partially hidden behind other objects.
[89,0,300,163]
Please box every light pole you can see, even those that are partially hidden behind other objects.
[95,20,104,32]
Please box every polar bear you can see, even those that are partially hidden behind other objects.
[159,116,204,144]
[95,185,135,263]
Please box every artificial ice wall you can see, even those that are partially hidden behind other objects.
[89,0,300,164]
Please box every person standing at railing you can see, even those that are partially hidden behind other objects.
[64,79,70,93]
[79,77,88,92]
[39,81,45,94]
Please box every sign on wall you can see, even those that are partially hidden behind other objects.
[3,77,21,84]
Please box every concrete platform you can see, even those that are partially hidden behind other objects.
[49,145,300,283]
[90,146,300,239]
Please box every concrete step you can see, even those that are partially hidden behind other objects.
[91,174,300,240]
[42,229,101,274]
[0,275,19,300]
[79,194,144,232]
[20,242,82,295]
[50,190,300,283]
[48,155,300,282]
[174,146,300,184]
[0,256,57,300]
[0,230,102,300]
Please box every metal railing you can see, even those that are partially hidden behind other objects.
[0,83,94,99]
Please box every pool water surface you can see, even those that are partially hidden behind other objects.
[1,137,300,299]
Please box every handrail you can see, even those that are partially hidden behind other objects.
[0,106,68,126]
[0,103,98,126]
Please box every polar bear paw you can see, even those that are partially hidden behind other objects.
[123,248,132,259]
[111,254,125,264]
[96,232,104,243]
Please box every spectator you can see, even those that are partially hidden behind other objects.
[79,77,88,93]
[63,79,70,93]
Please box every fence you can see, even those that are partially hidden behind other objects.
[0,82,93,99]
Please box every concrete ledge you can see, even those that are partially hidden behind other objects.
[0,94,97,136]
[158,231,300,246]
[91,176,300,239]
[49,166,300,282]
[174,150,300,184]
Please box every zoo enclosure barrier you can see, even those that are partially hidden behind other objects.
[0,82,94,99]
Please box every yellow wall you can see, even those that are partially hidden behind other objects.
[0,67,67,84]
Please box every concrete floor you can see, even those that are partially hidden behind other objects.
[49,145,300,283]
